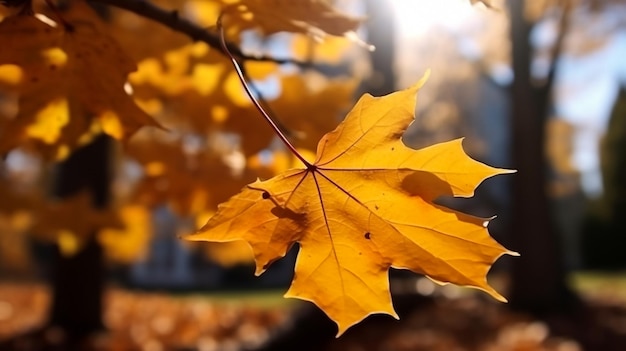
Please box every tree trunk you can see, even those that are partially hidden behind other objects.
[507,0,576,313]
[362,0,396,97]
[48,134,112,345]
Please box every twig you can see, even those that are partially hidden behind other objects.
[241,65,298,140]
[91,0,309,65]
[217,15,312,168]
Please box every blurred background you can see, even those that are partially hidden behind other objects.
[1,0,626,350]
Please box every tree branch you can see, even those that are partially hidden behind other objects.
[91,0,308,65]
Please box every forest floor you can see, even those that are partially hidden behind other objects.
[0,273,625,351]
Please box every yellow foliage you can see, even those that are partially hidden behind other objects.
[185,0,225,27]
[247,148,316,180]
[99,205,152,263]
[57,230,81,256]
[0,64,22,87]
[271,73,357,150]
[0,212,34,272]
[188,75,516,335]
[108,0,192,60]
[220,0,363,39]
[291,34,353,64]
[24,98,69,144]
[128,136,256,215]
[0,0,160,158]
[32,192,124,254]
[204,241,254,267]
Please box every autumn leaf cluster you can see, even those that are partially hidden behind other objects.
[0,0,360,257]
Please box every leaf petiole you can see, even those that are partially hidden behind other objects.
[217,15,313,169]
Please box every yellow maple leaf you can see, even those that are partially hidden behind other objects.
[221,0,363,39]
[203,240,255,267]
[188,74,517,335]
[0,0,159,157]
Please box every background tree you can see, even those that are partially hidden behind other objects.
[506,0,576,313]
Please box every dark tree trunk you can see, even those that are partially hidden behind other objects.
[48,134,112,344]
[362,0,396,97]
[506,0,576,313]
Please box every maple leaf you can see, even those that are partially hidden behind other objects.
[220,0,363,39]
[0,0,159,158]
[188,74,517,335]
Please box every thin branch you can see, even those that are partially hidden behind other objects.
[217,15,312,168]
[91,0,309,65]
[242,69,299,140]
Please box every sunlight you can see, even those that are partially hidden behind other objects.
[389,0,476,35]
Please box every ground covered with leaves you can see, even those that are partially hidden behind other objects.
[1,278,626,351]
[0,282,289,351]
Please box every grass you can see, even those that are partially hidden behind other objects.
[570,271,626,303]
[179,289,293,308]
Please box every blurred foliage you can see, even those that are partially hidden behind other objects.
[0,0,363,272]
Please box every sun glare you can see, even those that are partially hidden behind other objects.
[389,0,476,35]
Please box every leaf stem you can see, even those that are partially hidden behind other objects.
[240,66,297,140]
[217,15,312,168]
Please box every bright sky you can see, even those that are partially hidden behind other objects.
[553,42,626,196]
[389,0,477,36]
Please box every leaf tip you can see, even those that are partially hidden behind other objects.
[494,294,508,303]
[507,250,521,257]
[253,264,266,276]
[413,69,430,90]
